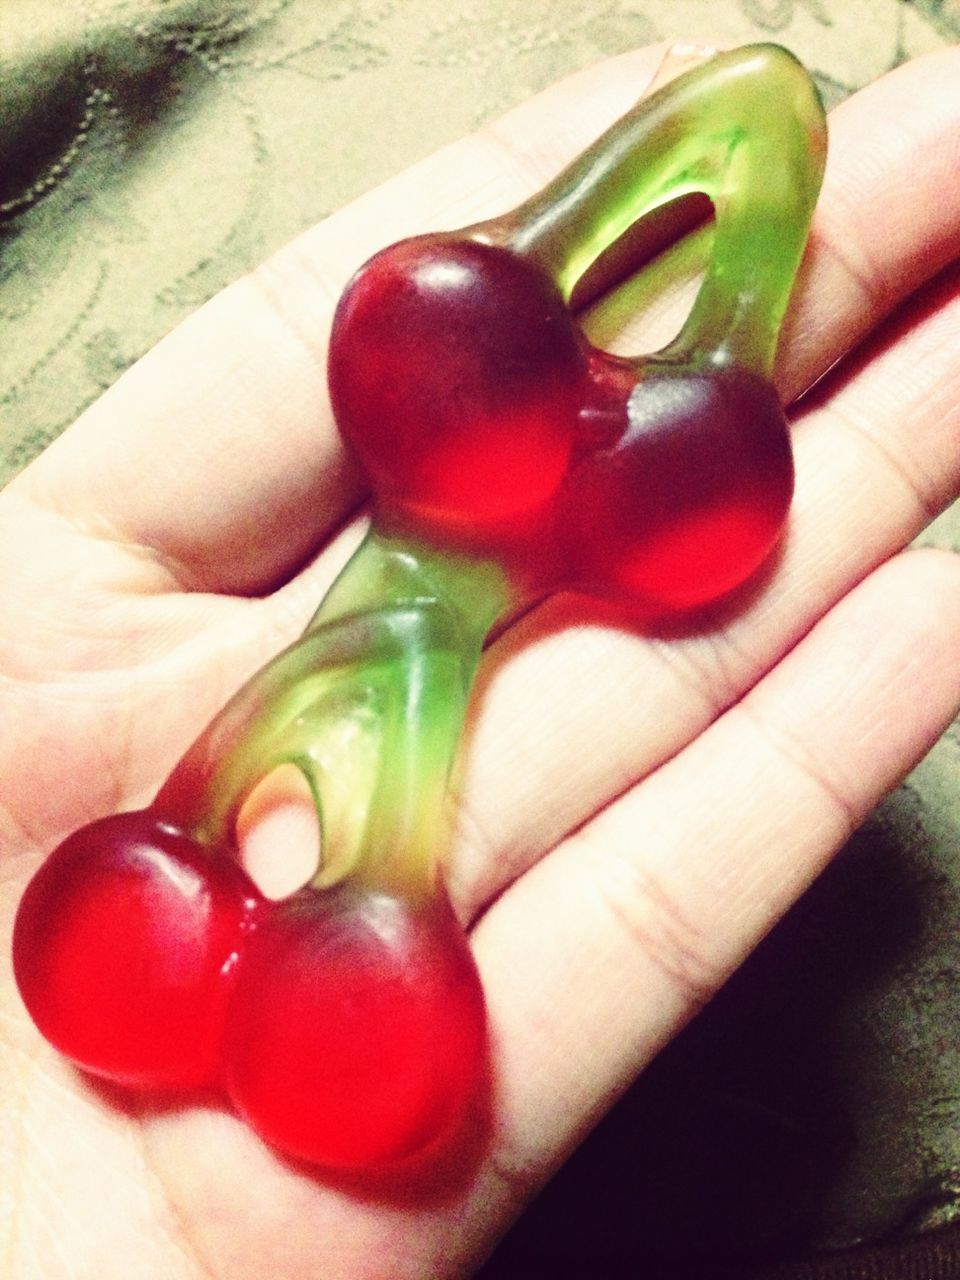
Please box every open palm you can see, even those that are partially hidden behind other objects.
[2,43,960,1280]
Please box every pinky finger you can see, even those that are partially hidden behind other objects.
[471,548,960,1201]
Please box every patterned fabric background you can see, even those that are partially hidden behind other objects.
[2,3,959,1277]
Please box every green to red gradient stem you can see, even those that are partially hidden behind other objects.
[153,533,513,900]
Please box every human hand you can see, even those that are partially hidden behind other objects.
[2,41,960,1280]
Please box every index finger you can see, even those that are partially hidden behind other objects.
[12,47,671,597]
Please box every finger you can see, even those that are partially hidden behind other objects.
[449,251,960,913]
[779,46,960,399]
[12,47,959,600]
[469,548,960,1215]
[12,47,672,597]
[449,37,960,904]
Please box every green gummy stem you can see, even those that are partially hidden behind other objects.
[154,530,513,899]
[487,44,826,376]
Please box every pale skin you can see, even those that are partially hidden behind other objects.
[2,39,960,1280]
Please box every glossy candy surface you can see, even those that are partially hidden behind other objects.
[224,886,486,1168]
[13,45,826,1174]
[13,812,261,1089]
[561,361,794,609]
[329,235,588,530]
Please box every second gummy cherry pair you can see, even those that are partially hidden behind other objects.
[13,811,485,1171]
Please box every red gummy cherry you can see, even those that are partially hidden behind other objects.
[329,235,588,530]
[565,362,793,610]
[223,883,487,1170]
[13,812,261,1088]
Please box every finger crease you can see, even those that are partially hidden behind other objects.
[248,255,340,362]
[734,699,861,835]
[829,399,942,526]
[810,210,893,322]
[12,484,206,594]
[581,833,721,1014]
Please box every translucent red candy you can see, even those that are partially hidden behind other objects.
[12,46,826,1178]
[223,885,486,1169]
[329,235,588,529]
[560,361,794,609]
[12,813,261,1089]
[330,234,794,610]
[13,817,486,1169]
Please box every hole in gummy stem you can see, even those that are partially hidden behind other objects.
[235,764,321,900]
[576,195,713,356]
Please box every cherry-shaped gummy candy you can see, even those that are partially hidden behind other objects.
[222,883,487,1171]
[13,811,262,1089]
[565,362,793,610]
[329,235,588,530]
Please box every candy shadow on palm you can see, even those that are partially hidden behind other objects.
[83,1049,495,1207]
